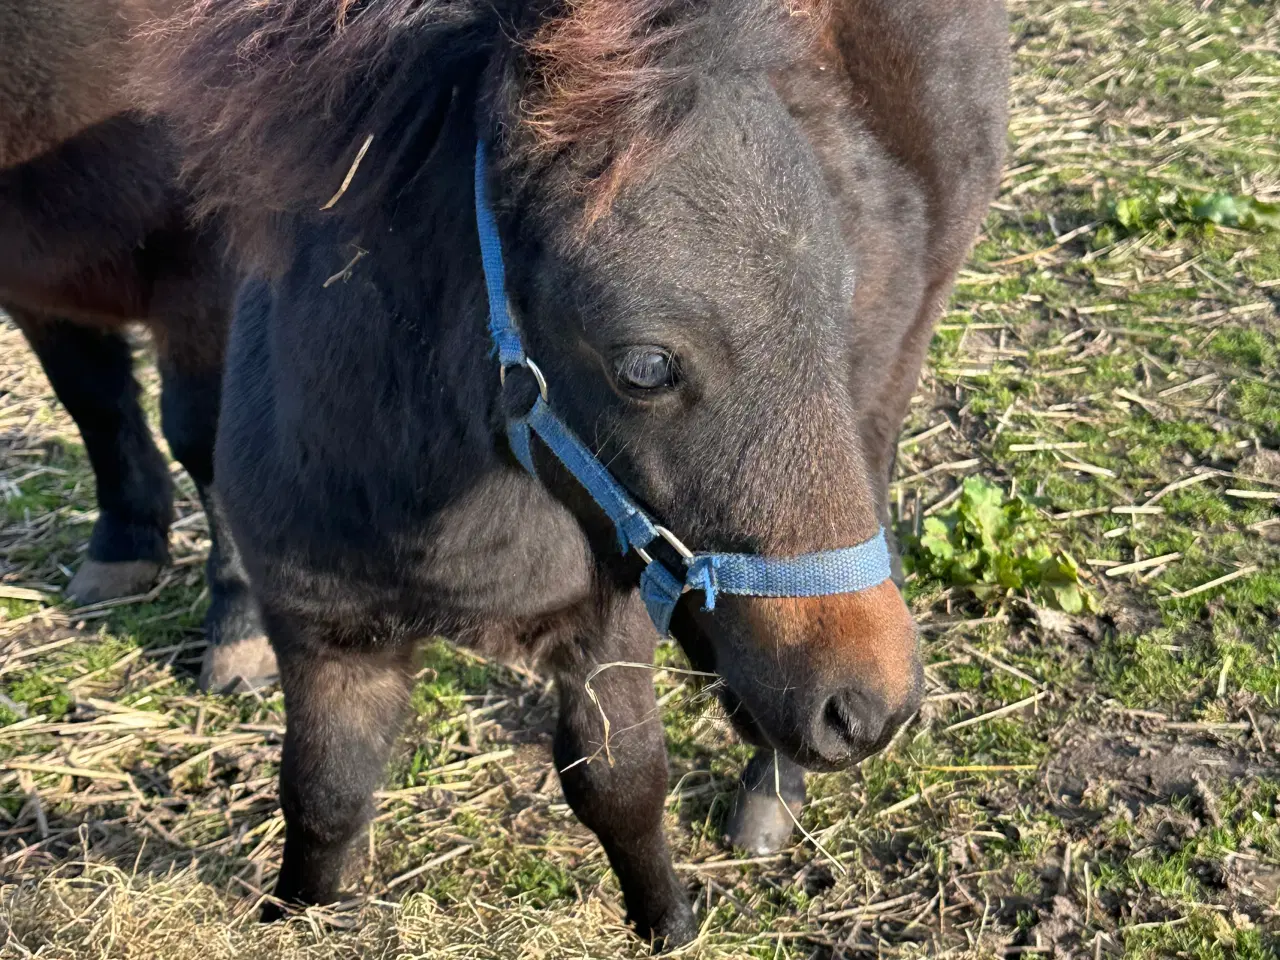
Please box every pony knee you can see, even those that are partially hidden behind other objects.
[553,716,669,838]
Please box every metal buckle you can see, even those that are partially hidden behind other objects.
[654,525,694,559]
[635,526,695,594]
[499,358,548,402]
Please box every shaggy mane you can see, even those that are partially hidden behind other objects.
[134,0,823,259]
[522,0,825,219]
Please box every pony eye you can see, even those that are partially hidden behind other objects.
[615,348,677,391]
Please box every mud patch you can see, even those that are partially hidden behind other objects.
[1045,729,1278,811]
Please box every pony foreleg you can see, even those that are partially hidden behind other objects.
[552,595,696,951]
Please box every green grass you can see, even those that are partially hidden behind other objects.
[1,0,1278,957]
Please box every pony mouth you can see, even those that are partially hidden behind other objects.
[670,612,821,769]
[671,606,881,772]
[712,686,846,773]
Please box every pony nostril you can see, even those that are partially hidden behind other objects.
[814,686,896,762]
[822,690,876,749]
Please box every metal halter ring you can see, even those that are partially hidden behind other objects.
[499,358,548,402]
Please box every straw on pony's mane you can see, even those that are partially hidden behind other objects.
[135,0,823,260]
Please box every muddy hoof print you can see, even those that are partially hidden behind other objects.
[65,559,162,607]
[199,634,279,694]
[723,782,802,855]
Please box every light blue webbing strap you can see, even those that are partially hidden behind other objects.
[517,397,661,555]
[474,143,527,369]
[637,532,892,636]
[474,141,893,637]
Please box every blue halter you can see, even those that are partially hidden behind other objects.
[474,142,892,636]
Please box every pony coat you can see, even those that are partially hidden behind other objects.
[136,0,1009,943]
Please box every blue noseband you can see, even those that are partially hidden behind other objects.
[474,142,892,636]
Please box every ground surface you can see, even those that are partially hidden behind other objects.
[1,1,1278,957]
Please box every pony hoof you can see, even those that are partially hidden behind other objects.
[637,903,697,953]
[199,634,278,694]
[723,750,807,855]
[65,559,162,606]
[723,782,801,855]
[259,900,289,924]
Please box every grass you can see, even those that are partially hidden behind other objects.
[2,0,1279,957]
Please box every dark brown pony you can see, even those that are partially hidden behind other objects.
[141,0,1008,946]
[0,0,271,690]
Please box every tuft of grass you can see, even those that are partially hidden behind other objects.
[1105,186,1280,236]
[908,476,1095,613]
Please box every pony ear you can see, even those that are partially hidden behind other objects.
[132,0,494,269]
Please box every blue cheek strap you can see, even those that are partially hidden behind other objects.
[475,141,892,637]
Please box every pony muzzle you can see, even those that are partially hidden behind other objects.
[715,582,923,770]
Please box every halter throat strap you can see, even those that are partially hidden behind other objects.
[473,141,892,636]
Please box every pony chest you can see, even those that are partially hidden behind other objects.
[400,470,596,623]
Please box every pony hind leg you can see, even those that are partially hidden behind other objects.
[267,615,415,914]
[152,310,274,692]
[7,307,172,603]
[552,598,696,950]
